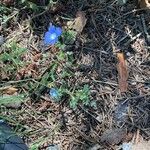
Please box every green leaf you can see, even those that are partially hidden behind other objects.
[70,97,78,109]
[62,30,77,45]
[57,50,66,61]
[28,2,39,11]
[69,84,90,109]
[0,95,24,105]
[50,63,58,81]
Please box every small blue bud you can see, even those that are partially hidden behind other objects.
[49,88,59,100]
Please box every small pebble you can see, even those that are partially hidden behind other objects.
[49,88,61,102]
[49,88,59,98]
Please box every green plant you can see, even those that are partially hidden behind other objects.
[0,4,18,26]
[62,30,77,45]
[18,0,58,12]
[0,41,27,77]
[42,49,91,109]
[0,94,24,105]
[48,51,74,82]
[69,85,90,109]
[19,0,39,11]
[55,30,77,50]
[50,84,91,109]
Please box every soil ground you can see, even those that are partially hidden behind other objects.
[0,0,150,150]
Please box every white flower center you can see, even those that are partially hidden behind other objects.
[50,33,57,40]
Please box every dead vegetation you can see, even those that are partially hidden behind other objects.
[0,0,150,149]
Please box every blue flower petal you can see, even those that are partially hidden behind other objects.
[55,27,62,36]
[49,38,58,45]
[48,25,56,33]
[44,25,62,45]
[44,31,59,45]
[49,88,59,99]
[44,32,52,45]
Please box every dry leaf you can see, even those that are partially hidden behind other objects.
[5,87,18,95]
[101,128,126,145]
[17,63,38,80]
[132,140,150,150]
[139,0,150,8]
[0,69,9,80]
[67,11,87,33]
[0,86,18,95]
[33,53,42,62]
[39,101,51,112]
[117,53,128,92]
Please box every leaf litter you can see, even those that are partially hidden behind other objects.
[139,0,150,8]
[121,130,150,150]
[0,0,150,149]
[117,53,128,92]
[67,11,87,34]
[100,128,127,145]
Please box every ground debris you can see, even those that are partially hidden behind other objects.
[2,87,18,95]
[47,144,60,150]
[1,0,150,149]
[67,11,87,34]
[114,101,129,125]
[0,94,22,108]
[121,141,150,150]
[100,128,127,145]
[139,0,150,8]
[88,144,102,150]
[0,36,4,46]
[132,140,150,150]
[117,53,128,92]
[0,0,14,6]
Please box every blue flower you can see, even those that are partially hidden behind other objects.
[49,88,59,99]
[44,25,62,45]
